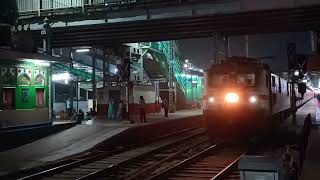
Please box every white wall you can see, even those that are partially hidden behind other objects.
[53,100,92,113]
[133,85,156,104]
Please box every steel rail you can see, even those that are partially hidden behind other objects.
[147,144,220,180]
[16,128,201,180]
[211,153,245,180]
[75,130,207,180]
[147,144,246,180]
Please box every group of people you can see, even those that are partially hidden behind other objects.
[62,98,88,123]
[137,96,169,123]
[59,108,85,123]
[107,98,123,120]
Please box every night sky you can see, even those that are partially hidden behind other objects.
[178,31,312,73]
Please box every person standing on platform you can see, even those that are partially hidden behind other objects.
[108,98,114,120]
[78,109,84,124]
[140,96,146,123]
[117,100,123,120]
[163,99,169,117]
[66,98,72,120]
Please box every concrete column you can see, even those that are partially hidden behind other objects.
[86,89,89,100]
[77,82,81,100]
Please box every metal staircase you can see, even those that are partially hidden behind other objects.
[144,41,202,103]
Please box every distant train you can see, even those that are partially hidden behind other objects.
[203,57,313,139]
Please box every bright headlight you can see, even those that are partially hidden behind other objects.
[249,96,257,103]
[209,97,214,103]
[225,92,239,103]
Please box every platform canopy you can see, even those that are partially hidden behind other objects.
[0,49,69,63]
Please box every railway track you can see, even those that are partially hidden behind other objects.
[92,136,212,179]
[16,128,206,180]
[148,144,246,180]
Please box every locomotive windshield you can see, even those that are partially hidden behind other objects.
[210,73,255,87]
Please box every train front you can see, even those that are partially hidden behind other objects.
[203,61,270,139]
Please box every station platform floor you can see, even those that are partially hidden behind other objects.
[291,98,320,180]
[81,109,202,126]
[0,109,202,176]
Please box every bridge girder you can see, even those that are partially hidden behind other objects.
[28,5,320,48]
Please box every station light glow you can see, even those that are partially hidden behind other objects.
[185,59,189,63]
[52,72,70,81]
[209,97,214,103]
[21,59,50,67]
[294,70,299,76]
[225,92,239,103]
[184,64,188,68]
[76,49,90,53]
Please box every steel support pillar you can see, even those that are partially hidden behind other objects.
[69,48,74,111]
[168,41,175,113]
[245,35,249,57]
[287,43,297,125]
[213,34,218,64]
[42,17,53,119]
[225,36,230,58]
[92,48,97,111]
[103,51,106,87]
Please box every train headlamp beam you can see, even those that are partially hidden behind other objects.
[249,96,257,103]
[225,92,239,103]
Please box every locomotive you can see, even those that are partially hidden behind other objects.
[203,57,312,139]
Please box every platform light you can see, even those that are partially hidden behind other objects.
[302,79,307,83]
[185,59,189,63]
[184,64,188,68]
[209,97,214,103]
[225,92,239,103]
[199,69,204,73]
[64,79,69,84]
[52,72,70,81]
[249,96,257,103]
[294,70,299,76]
[21,59,50,67]
[115,68,118,73]
[76,48,90,53]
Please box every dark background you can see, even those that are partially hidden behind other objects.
[178,32,312,72]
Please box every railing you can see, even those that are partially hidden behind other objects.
[149,41,202,102]
[17,0,214,15]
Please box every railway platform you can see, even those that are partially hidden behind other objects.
[294,98,320,180]
[0,109,202,177]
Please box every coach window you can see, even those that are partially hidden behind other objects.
[287,82,289,96]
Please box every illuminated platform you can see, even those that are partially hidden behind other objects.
[0,109,202,176]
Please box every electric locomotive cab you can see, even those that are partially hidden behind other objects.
[203,58,270,139]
